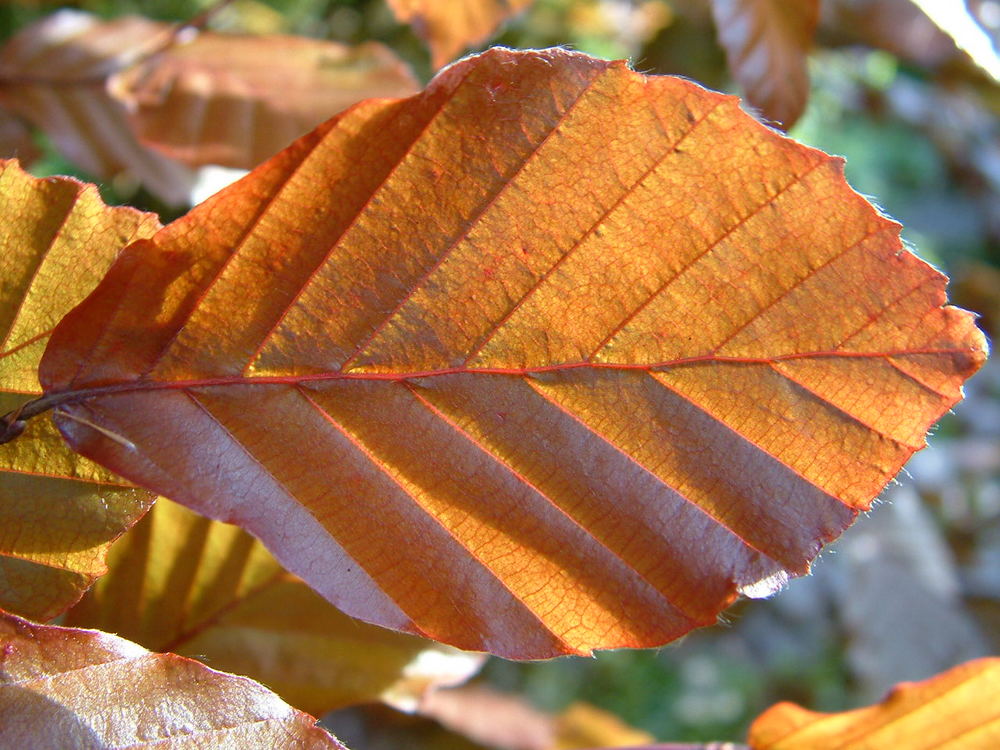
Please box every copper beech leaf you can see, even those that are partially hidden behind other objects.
[0,159,158,621]
[748,658,1000,749]
[388,0,533,69]
[34,48,986,658]
[109,32,418,169]
[65,496,485,716]
[711,0,819,128]
[0,610,346,748]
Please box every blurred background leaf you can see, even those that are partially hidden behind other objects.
[65,496,486,717]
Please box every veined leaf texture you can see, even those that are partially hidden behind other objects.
[38,49,986,658]
[65,496,485,716]
[0,611,344,747]
[0,161,158,621]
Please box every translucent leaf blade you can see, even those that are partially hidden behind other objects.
[0,159,159,620]
[748,658,1000,749]
[39,48,987,658]
[65,497,485,715]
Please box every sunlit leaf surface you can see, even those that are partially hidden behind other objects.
[65,497,485,715]
[39,48,986,658]
[748,658,1000,749]
[0,159,158,620]
[0,610,346,748]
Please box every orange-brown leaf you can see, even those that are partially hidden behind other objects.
[711,0,819,128]
[0,610,345,748]
[65,496,484,716]
[0,10,193,204]
[38,48,987,659]
[110,32,418,169]
[0,159,158,621]
[388,0,533,69]
[748,658,1000,749]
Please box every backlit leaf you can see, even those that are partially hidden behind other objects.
[0,610,346,748]
[0,10,194,204]
[110,32,418,169]
[387,0,533,69]
[711,0,819,128]
[0,159,158,620]
[748,658,1000,749]
[37,48,987,658]
[65,496,485,715]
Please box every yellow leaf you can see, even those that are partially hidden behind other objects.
[66,497,485,716]
[0,159,159,620]
[749,658,1000,749]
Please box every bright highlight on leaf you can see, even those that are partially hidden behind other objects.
[0,160,159,621]
[65,497,485,716]
[0,610,345,748]
[748,658,1000,749]
[35,48,986,659]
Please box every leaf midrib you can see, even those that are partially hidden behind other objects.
[17,346,969,429]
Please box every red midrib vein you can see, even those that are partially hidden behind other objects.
[43,346,975,405]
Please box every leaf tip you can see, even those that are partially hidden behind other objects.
[736,569,790,599]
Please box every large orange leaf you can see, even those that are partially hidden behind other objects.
[65,496,485,716]
[109,32,418,169]
[32,48,986,658]
[0,610,346,748]
[388,0,533,69]
[710,0,819,128]
[0,159,158,620]
[748,657,1000,749]
[0,10,194,204]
